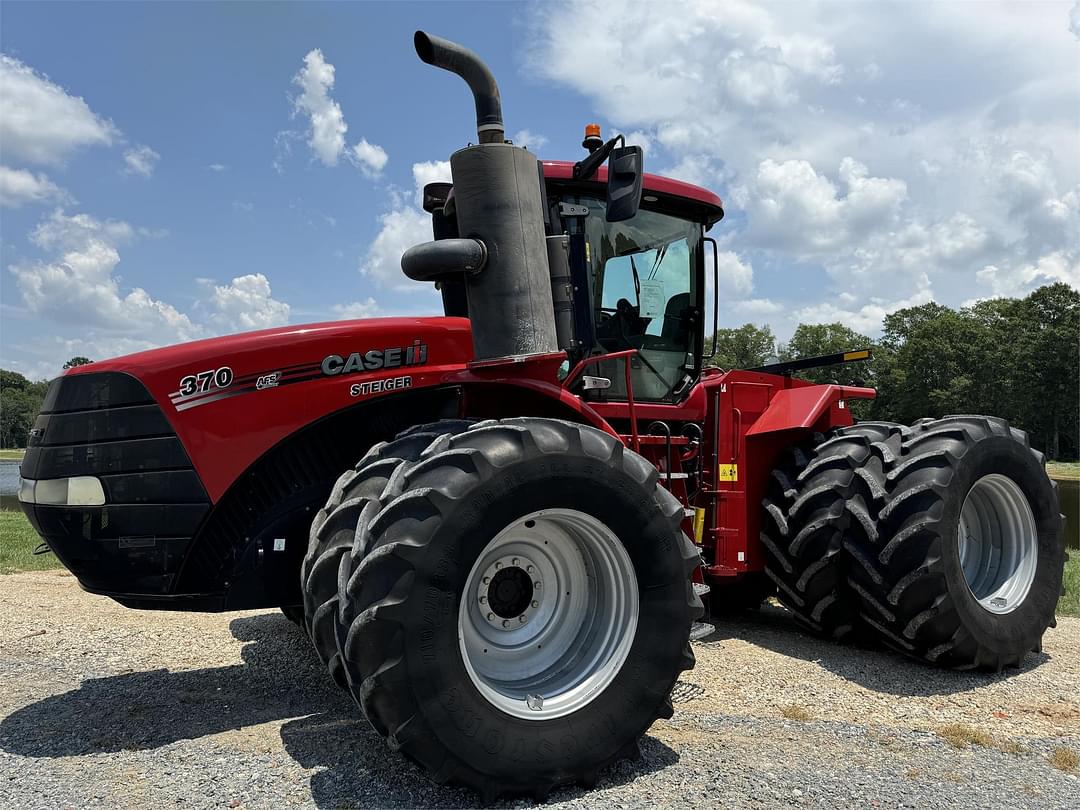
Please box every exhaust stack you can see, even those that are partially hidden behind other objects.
[403,32,558,361]
[413,31,504,145]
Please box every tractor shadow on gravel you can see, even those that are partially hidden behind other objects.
[0,612,678,808]
[702,603,1052,696]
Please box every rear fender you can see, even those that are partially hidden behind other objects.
[745,383,876,437]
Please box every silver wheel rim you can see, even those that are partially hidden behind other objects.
[458,508,639,721]
[957,474,1038,615]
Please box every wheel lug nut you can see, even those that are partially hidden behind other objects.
[487,612,494,621]
[526,565,534,573]
[518,615,526,623]
[479,596,487,604]
[495,562,502,570]
[512,557,519,566]
[534,582,542,590]
[531,600,539,608]
[483,576,490,584]
[502,619,510,628]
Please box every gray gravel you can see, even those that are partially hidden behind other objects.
[1,570,1078,809]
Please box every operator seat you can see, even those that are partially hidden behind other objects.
[659,292,691,347]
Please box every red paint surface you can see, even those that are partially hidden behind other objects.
[66,317,474,501]
[541,161,724,220]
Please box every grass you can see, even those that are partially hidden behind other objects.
[1046,461,1080,481]
[938,723,1031,755]
[0,448,25,461]
[1061,556,1080,619]
[938,723,994,749]
[0,510,62,574]
[779,704,813,722]
[1049,746,1079,773]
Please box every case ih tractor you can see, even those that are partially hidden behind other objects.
[18,32,1065,801]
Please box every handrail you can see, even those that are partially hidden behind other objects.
[563,349,641,451]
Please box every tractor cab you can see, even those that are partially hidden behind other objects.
[542,159,722,402]
[418,152,724,404]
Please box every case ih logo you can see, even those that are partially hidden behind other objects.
[321,340,428,376]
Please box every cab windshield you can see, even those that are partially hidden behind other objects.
[565,196,703,402]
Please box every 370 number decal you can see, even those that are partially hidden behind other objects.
[178,366,234,397]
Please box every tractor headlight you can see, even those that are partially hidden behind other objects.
[18,476,106,507]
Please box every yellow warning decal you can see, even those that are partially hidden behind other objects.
[693,508,706,545]
[843,349,870,362]
[719,463,738,482]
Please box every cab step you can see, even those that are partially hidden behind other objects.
[693,581,711,597]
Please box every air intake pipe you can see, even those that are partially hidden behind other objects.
[404,31,558,361]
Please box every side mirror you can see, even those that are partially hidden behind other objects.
[606,145,643,222]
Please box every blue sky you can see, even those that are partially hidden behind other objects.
[1,1,1077,380]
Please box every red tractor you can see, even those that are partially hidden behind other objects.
[19,32,1065,801]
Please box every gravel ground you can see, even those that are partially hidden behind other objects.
[1,570,1077,809]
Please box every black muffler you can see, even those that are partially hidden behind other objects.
[403,31,558,361]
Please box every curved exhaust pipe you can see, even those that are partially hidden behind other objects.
[414,31,504,143]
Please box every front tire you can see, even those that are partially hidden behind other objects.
[299,421,474,687]
[335,418,702,800]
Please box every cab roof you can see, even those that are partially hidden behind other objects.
[541,160,725,226]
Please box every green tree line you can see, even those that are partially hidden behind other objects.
[708,283,1080,459]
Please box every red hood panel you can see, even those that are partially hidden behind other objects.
[68,317,474,500]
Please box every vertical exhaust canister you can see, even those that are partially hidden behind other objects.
[408,31,558,361]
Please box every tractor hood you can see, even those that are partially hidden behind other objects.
[48,316,474,501]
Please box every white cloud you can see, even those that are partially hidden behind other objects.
[625,130,654,155]
[1070,1,1080,39]
[5,210,297,375]
[288,48,387,175]
[730,298,783,316]
[332,297,381,319]
[208,163,227,172]
[360,160,453,292]
[744,157,907,257]
[361,207,434,293]
[351,138,388,177]
[528,1,1079,335]
[512,129,549,151]
[716,250,754,297]
[0,54,118,165]
[123,144,160,177]
[292,49,347,166]
[208,273,290,331]
[9,210,200,340]
[794,276,935,335]
[410,160,452,205]
[0,165,66,208]
[975,252,1080,300]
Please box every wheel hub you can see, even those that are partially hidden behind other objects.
[958,473,1039,615]
[478,556,541,628]
[458,508,639,721]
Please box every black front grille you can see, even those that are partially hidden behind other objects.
[21,372,210,597]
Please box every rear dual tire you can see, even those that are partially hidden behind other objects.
[317,418,701,800]
[762,416,1064,669]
